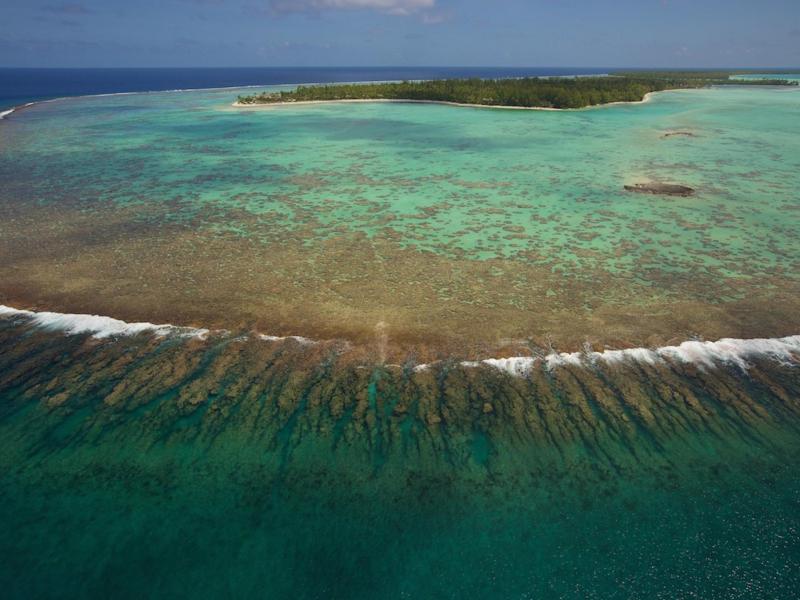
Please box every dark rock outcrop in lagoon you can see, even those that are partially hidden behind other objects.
[624,183,695,197]
[662,131,698,139]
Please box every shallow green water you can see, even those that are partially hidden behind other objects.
[3,84,799,274]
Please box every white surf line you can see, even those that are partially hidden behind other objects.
[0,305,210,340]
[258,333,318,345]
[0,102,34,120]
[545,335,800,372]
[415,335,800,376]
[0,304,323,345]
[3,305,798,373]
[257,333,355,349]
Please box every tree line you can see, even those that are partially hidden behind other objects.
[237,73,797,110]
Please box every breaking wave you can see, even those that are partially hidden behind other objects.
[2,304,799,374]
[458,335,800,376]
[0,102,34,120]
[0,305,210,340]
[258,333,317,345]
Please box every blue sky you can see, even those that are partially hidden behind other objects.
[1,0,798,67]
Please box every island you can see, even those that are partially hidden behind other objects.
[624,183,695,197]
[236,71,798,110]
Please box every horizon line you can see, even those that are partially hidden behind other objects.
[1,65,799,70]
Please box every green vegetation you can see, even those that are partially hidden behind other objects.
[236,72,797,110]
[612,70,797,83]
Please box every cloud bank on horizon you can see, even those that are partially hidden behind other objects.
[0,0,798,67]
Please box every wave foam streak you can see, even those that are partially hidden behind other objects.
[0,102,34,120]
[0,305,209,340]
[459,336,800,376]
[2,304,799,374]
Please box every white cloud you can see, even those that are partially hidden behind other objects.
[270,0,435,16]
[420,9,451,24]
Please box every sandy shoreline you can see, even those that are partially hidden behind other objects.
[232,92,658,112]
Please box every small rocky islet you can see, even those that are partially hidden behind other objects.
[624,182,695,197]
[662,130,698,139]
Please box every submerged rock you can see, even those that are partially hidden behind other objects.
[662,131,697,139]
[624,183,695,197]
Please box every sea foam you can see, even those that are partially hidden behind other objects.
[0,102,34,120]
[413,335,800,376]
[474,335,800,376]
[1,305,798,374]
[258,333,317,345]
[0,305,209,339]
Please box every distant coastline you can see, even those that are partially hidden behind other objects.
[235,72,797,111]
[232,92,658,112]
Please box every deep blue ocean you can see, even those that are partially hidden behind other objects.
[0,66,612,111]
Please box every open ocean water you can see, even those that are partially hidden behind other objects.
[1,68,799,598]
[0,66,611,112]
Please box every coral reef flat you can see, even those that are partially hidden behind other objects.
[1,85,799,357]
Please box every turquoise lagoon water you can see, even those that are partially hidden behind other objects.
[3,84,799,273]
[2,83,799,346]
[1,85,800,598]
